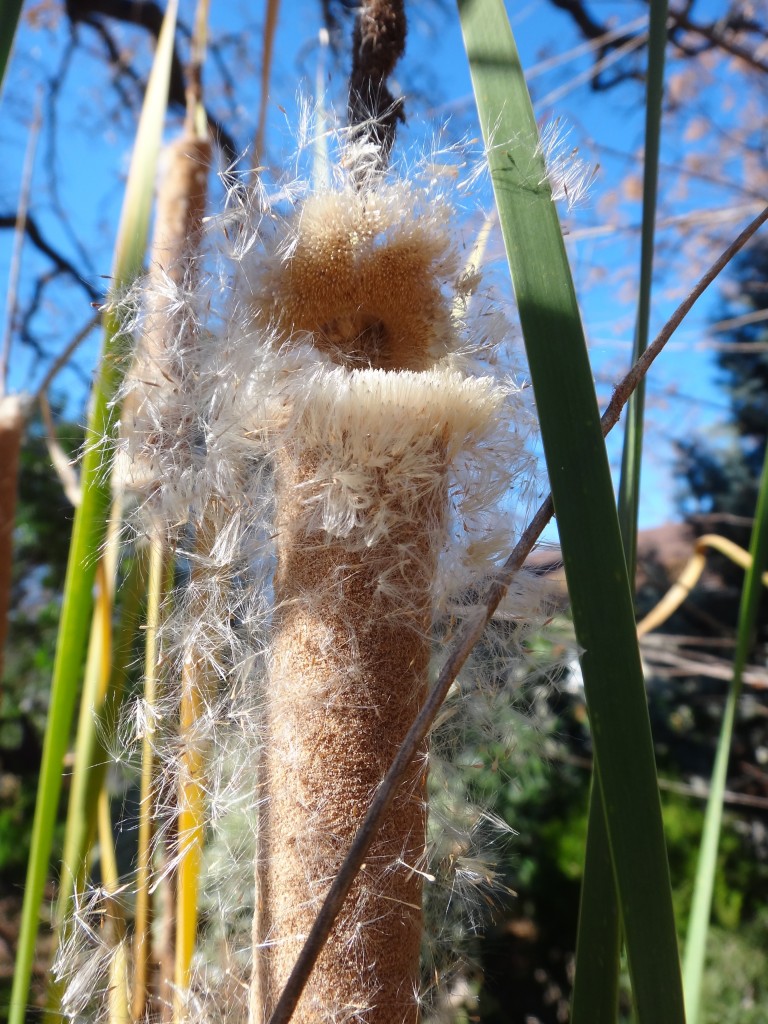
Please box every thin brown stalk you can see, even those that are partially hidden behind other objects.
[347,0,406,170]
[264,201,768,1024]
[0,394,24,685]
[601,203,768,436]
[253,0,280,166]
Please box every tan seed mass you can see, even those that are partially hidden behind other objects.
[255,191,456,371]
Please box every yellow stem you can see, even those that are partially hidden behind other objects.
[173,647,207,1018]
[637,533,768,637]
[132,536,167,1022]
[98,788,130,1024]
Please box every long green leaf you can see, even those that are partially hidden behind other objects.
[683,442,768,1024]
[575,4,670,1018]
[9,6,178,1022]
[570,776,620,1024]
[618,0,669,574]
[457,3,685,1022]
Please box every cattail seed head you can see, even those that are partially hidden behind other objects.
[251,183,459,371]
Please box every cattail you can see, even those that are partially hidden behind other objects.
[118,130,213,1022]
[119,133,212,506]
[248,181,506,1024]
[55,132,542,1024]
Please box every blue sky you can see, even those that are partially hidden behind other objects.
[1,0,760,535]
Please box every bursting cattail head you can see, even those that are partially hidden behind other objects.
[250,180,461,371]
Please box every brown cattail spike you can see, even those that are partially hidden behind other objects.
[0,394,24,686]
[256,188,458,372]
[251,370,501,1024]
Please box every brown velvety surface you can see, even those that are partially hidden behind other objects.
[252,445,446,1024]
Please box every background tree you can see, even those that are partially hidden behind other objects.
[678,240,768,555]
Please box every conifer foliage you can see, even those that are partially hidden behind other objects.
[678,241,768,599]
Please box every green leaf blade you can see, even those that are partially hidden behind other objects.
[457,3,685,1022]
[577,5,670,1017]
[683,441,768,1024]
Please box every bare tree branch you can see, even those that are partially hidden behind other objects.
[0,214,100,303]
[65,0,238,162]
[672,9,768,75]
[546,0,768,89]
[32,314,100,405]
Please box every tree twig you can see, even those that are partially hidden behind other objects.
[264,204,768,1024]
[1,93,43,398]
[600,203,768,437]
[0,213,100,304]
[32,314,100,406]
[547,0,768,86]
[65,0,238,162]
[253,0,280,166]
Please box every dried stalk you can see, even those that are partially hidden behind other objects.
[347,0,406,173]
[0,394,24,685]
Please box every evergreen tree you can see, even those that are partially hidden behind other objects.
[677,240,768,560]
